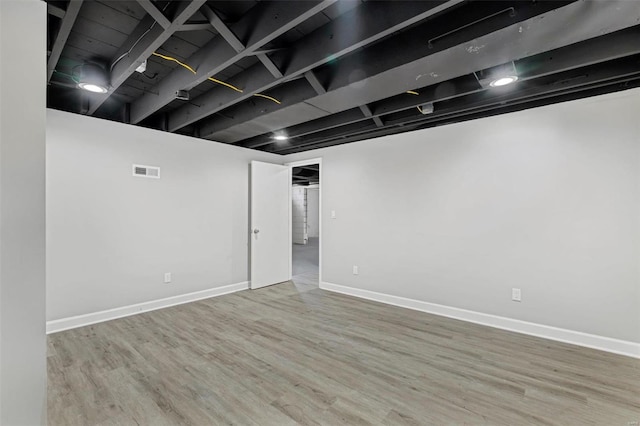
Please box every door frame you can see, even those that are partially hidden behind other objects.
[285,158,323,283]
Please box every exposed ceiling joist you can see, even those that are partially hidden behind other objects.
[246,48,286,56]
[46,0,640,155]
[200,5,244,52]
[130,0,337,124]
[47,0,83,82]
[292,165,320,185]
[194,0,557,141]
[304,71,327,95]
[167,0,466,132]
[390,67,640,130]
[176,22,212,32]
[47,3,65,19]
[273,57,640,154]
[373,25,640,116]
[136,0,170,29]
[257,53,284,79]
[244,108,368,149]
[86,0,206,115]
[207,0,640,145]
[240,25,640,150]
[359,105,384,128]
[281,77,640,155]
[201,5,283,79]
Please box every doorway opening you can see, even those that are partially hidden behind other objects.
[288,159,321,287]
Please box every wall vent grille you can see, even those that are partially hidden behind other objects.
[132,164,160,178]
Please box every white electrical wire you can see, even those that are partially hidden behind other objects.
[110,2,171,72]
[110,25,154,72]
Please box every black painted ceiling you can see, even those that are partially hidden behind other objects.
[292,164,319,186]
[47,0,640,155]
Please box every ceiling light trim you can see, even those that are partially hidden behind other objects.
[489,76,518,87]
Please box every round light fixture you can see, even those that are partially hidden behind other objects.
[273,135,289,141]
[78,83,108,93]
[77,63,109,94]
[490,76,518,87]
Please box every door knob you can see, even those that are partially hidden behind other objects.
[253,229,260,234]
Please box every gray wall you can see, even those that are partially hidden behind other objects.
[284,89,640,343]
[0,0,47,423]
[307,188,320,238]
[292,186,308,244]
[47,110,280,321]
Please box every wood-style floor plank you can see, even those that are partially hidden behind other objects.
[48,280,640,425]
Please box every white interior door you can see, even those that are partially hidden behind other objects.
[250,161,291,289]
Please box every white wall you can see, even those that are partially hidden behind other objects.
[307,188,320,238]
[284,89,640,345]
[0,1,47,423]
[47,110,280,321]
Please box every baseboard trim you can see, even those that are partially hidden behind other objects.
[320,281,640,359]
[46,281,249,334]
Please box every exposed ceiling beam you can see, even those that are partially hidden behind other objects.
[136,0,170,29]
[47,3,66,19]
[176,22,212,32]
[372,117,385,128]
[192,0,557,140]
[246,48,286,56]
[304,71,326,95]
[272,57,640,154]
[45,0,640,157]
[168,0,466,132]
[296,165,320,172]
[201,78,328,143]
[392,71,640,130]
[205,0,640,145]
[359,105,383,128]
[257,53,283,79]
[85,0,206,115]
[201,4,283,79]
[200,5,244,52]
[244,108,368,148]
[240,25,640,150]
[372,25,640,117]
[129,0,337,124]
[47,0,83,82]
[280,77,640,155]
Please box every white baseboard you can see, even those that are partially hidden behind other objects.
[320,281,640,359]
[46,281,249,334]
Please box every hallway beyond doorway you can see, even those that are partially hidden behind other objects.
[292,237,318,286]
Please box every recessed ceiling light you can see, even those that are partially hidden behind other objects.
[78,83,108,93]
[77,63,109,94]
[490,76,518,87]
[273,135,289,141]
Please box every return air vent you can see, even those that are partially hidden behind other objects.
[132,164,160,178]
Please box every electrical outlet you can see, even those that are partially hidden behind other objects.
[164,272,172,283]
[512,288,521,302]
[353,265,359,275]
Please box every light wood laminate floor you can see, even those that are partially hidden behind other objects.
[48,281,640,425]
